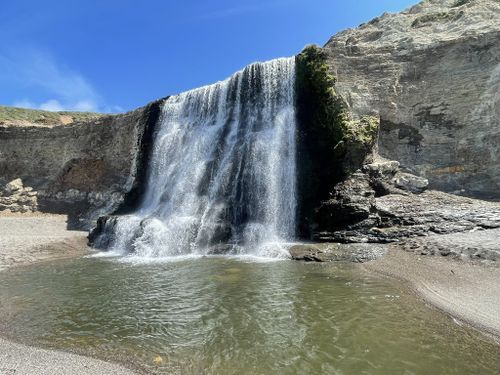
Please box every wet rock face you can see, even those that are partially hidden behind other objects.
[315,172,376,230]
[324,0,500,199]
[294,45,379,237]
[0,99,165,228]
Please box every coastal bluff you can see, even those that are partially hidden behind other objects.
[1,0,499,233]
[0,100,164,228]
[325,0,500,199]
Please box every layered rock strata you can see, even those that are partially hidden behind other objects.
[0,99,165,228]
[324,0,500,199]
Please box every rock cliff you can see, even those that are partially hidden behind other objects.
[1,0,499,245]
[0,100,165,228]
[324,0,500,199]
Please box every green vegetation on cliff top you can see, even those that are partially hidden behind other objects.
[0,105,104,126]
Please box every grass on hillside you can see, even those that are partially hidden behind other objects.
[0,105,105,126]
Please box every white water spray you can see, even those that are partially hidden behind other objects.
[97,58,297,258]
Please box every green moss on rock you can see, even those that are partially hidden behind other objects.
[295,45,379,237]
[295,45,378,172]
[338,116,378,153]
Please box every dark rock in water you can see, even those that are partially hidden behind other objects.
[289,243,385,262]
[196,222,233,247]
[88,215,120,249]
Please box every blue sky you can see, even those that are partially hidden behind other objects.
[0,0,417,113]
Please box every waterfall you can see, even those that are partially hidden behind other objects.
[97,57,297,258]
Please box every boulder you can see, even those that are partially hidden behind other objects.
[392,173,429,193]
[363,160,400,178]
[316,172,376,230]
[4,178,23,194]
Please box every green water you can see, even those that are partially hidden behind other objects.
[0,256,498,374]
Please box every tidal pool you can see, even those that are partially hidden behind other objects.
[0,257,499,374]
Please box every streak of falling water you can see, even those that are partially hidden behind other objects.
[95,58,297,258]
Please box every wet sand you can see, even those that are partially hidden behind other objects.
[0,214,88,272]
[0,214,499,374]
[362,245,500,341]
[0,214,138,375]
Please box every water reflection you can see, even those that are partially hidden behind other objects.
[0,258,499,374]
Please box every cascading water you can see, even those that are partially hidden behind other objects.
[96,57,297,258]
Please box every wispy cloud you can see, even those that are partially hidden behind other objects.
[0,48,121,113]
[197,1,287,20]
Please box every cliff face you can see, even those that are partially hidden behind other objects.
[324,0,500,199]
[1,0,499,237]
[0,100,164,227]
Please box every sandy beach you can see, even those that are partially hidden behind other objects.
[0,214,138,375]
[0,215,499,374]
[362,242,500,341]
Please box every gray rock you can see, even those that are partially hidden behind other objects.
[392,172,429,193]
[289,243,386,262]
[318,189,500,243]
[400,228,500,262]
[0,99,166,228]
[4,178,23,194]
[0,178,38,213]
[363,160,400,177]
[324,0,500,200]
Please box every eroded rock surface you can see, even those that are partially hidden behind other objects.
[316,186,500,244]
[325,0,500,199]
[0,100,165,228]
[400,228,500,261]
[289,243,386,262]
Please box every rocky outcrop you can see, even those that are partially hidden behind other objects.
[0,178,38,213]
[315,182,500,244]
[293,0,500,260]
[295,45,379,237]
[400,227,500,261]
[324,0,500,199]
[289,243,385,262]
[310,151,500,244]
[0,99,165,228]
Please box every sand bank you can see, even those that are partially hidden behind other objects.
[363,244,500,341]
[0,214,138,375]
